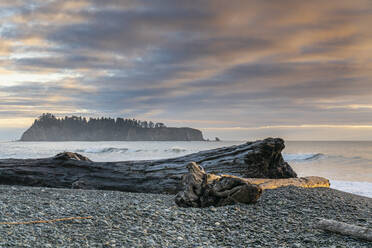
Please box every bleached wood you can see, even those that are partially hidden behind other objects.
[317,219,372,241]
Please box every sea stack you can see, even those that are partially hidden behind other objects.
[20,114,204,141]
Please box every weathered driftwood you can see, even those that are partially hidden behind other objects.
[0,216,93,225]
[0,138,297,194]
[245,176,330,190]
[175,162,329,207]
[175,162,263,207]
[316,219,372,242]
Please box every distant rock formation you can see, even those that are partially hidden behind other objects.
[20,113,204,141]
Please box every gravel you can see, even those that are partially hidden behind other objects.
[0,185,370,247]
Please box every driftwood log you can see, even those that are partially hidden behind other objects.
[175,162,263,207]
[245,176,330,190]
[316,219,372,242]
[175,162,330,207]
[0,138,297,194]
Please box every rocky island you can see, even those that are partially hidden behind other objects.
[20,113,204,141]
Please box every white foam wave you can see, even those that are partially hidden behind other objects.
[76,146,187,155]
[330,180,372,198]
[284,152,372,165]
[283,153,324,162]
[76,147,129,153]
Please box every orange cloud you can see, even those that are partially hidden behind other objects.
[0,40,12,56]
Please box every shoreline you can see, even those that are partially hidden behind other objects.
[330,180,372,199]
[0,185,370,247]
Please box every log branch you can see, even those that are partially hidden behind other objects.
[0,216,93,225]
[316,219,372,242]
[245,176,330,190]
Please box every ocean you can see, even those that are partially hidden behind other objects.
[0,140,371,198]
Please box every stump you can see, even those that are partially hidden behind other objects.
[175,162,262,207]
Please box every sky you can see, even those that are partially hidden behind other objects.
[0,0,372,141]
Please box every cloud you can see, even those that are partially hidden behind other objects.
[0,40,11,56]
[0,0,372,140]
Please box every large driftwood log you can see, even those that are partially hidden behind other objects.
[0,138,297,194]
[175,162,329,207]
[316,219,372,242]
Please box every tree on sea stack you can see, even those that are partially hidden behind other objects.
[20,113,204,141]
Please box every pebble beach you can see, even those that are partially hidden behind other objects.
[0,185,370,247]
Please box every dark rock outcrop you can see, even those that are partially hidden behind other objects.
[20,114,204,141]
[0,138,297,193]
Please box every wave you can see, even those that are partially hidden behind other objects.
[165,147,187,153]
[76,146,187,154]
[76,147,129,154]
[283,153,325,162]
[284,152,372,164]
[135,147,187,153]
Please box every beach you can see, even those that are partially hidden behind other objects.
[0,185,370,247]
[0,140,371,247]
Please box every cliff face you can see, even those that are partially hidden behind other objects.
[125,127,204,141]
[20,126,204,141]
[20,115,204,141]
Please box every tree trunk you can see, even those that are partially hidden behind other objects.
[0,138,297,194]
[316,219,372,241]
